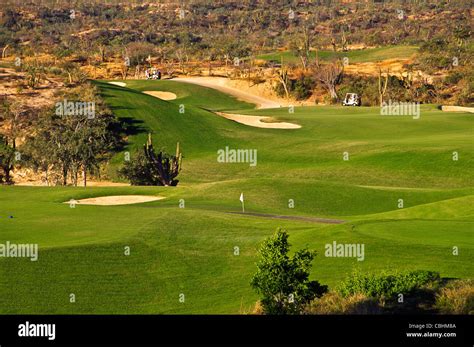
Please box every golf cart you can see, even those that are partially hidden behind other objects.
[145,68,161,80]
[342,93,361,106]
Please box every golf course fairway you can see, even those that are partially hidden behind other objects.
[0,79,472,314]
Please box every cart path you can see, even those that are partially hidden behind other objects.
[226,211,346,224]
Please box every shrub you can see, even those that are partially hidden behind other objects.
[119,134,182,186]
[444,71,463,85]
[291,76,315,100]
[250,228,327,315]
[273,75,315,101]
[338,270,440,299]
[435,280,474,314]
[304,292,383,315]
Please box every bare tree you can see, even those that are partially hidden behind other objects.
[291,25,312,71]
[164,60,175,78]
[313,60,344,101]
[378,68,389,106]
[2,44,9,59]
[276,58,290,100]
[341,28,348,52]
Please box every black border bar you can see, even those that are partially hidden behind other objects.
[0,314,472,346]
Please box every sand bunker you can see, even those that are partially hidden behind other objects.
[65,195,164,206]
[216,112,301,129]
[143,91,177,100]
[108,81,127,87]
[441,106,474,113]
[173,77,281,109]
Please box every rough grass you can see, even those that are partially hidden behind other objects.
[435,280,474,314]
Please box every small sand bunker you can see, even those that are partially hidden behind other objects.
[65,195,164,206]
[143,91,177,100]
[216,112,301,129]
[108,81,127,87]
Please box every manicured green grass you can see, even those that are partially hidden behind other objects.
[0,79,472,314]
[257,45,419,64]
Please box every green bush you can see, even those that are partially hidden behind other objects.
[273,75,315,101]
[251,228,327,315]
[338,270,440,298]
[291,76,315,100]
[444,71,463,85]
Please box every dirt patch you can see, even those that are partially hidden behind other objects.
[108,81,127,87]
[65,195,164,206]
[143,90,177,100]
[216,112,301,129]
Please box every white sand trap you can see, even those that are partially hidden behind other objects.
[441,106,474,113]
[143,91,177,100]
[216,112,301,129]
[65,195,164,206]
[108,81,127,87]
[173,77,280,109]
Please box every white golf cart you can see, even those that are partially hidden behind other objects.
[342,93,361,106]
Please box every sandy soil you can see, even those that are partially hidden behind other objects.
[173,77,282,109]
[65,195,165,206]
[143,90,177,100]
[216,112,301,129]
[108,81,127,87]
[0,67,63,110]
[17,180,129,187]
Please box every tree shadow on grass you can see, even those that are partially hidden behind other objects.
[118,116,147,137]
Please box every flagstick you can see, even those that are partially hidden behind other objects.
[242,200,245,213]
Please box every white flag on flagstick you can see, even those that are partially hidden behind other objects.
[239,193,245,213]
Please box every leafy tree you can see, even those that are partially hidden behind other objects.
[23,83,121,186]
[251,228,327,315]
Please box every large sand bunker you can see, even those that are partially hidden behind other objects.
[173,77,281,109]
[143,91,177,100]
[216,112,301,129]
[108,81,127,87]
[65,195,164,206]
